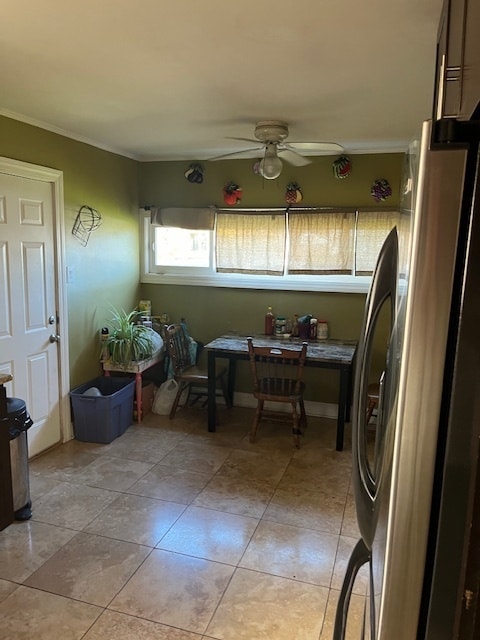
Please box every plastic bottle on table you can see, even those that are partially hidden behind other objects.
[265,306,275,335]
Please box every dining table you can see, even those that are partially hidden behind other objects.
[205,334,357,451]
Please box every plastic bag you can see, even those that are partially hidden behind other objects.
[152,379,179,415]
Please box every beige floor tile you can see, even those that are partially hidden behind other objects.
[29,472,65,501]
[110,548,234,634]
[206,567,328,640]
[159,442,233,474]
[193,474,275,518]
[0,585,101,640]
[331,535,369,595]
[84,493,186,546]
[94,429,184,464]
[83,609,202,639]
[341,492,360,538]
[31,481,119,529]
[128,464,213,503]
[278,451,352,496]
[320,587,370,639]
[0,520,77,582]
[68,455,155,490]
[239,519,339,587]
[25,532,151,606]
[264,486,346,534]
[30,440,100,481]
[0,579,18,603]
[158,505,258,564]
[216,449,290,485]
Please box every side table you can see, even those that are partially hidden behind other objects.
[103,353,164,423]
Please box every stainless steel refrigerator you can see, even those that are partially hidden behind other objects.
[333,118,480,638]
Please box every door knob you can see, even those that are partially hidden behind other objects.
[49,334,61,343]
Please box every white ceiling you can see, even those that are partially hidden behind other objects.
[2,0,443,162]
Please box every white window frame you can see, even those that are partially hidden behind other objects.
[140,209,391,294]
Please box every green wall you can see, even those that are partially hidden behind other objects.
[0,116,140,387]
[139,154,403,402]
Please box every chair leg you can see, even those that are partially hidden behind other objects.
[250,400,263,443]
[292,403,301,449]
[366,398,377,424]
[220,372,231,409]
[299,399,307,432]
[169,381,188,419]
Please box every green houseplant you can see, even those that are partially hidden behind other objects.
[104,306,155,365]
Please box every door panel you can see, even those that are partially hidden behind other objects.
[0,173,61,456]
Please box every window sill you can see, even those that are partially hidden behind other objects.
[140,271,372,294]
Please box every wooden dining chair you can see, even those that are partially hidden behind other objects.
[164,323,230,419]
[247,337,308,448]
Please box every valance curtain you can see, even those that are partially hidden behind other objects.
[216,212,286,275]
[150,207,215,230]
[288,211,355,274]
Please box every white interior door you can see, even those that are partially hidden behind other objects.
[0,159,69,457]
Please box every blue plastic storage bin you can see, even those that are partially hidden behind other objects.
[70,376,135,444]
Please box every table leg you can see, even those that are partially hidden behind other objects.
[207,351,216,432]
[135,373,142,423]
[336,367,349,451]
[345,365,354,423]
[226,359,236,408]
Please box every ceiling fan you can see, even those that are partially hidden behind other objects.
[210,120,344,179]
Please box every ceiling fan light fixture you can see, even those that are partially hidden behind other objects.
[259,144,283,180]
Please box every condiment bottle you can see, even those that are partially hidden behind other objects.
[275,317,286,335]
[318,320,329,339]
[292,314,299,337]
[265,306,275,335]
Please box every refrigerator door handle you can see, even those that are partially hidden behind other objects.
[333,538,374,640]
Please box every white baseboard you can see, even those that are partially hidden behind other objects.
[232,391,340,420]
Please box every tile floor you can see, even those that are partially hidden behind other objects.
[0,405,368,639]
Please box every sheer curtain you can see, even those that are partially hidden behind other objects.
[355,210,408,275]
[210,208,406,278]
[216,212,286,275]
[288,211,355,274]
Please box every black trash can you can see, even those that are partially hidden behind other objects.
[5,397,33,520]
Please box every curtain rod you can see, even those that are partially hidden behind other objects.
[215,206,398,213]
[143,205,399,213]
[216,206,351,213]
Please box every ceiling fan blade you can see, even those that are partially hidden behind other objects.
[277,148,312,167]
[286,141,344,155]
[209,146,264,161]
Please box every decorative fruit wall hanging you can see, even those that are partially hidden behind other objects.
[285,182,303,204]
[333,155,352,179]
[184,163,204,183]
[223,181,243,205]
[370,179,392,202]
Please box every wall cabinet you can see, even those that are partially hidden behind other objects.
[434,0,480,122]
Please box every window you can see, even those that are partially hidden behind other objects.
[154,227,211,269]
[140,207,410,293]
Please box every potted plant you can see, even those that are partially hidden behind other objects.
[104,306,155,365]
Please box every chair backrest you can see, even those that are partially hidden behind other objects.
[164,324,196,377]
[247,338,308,397]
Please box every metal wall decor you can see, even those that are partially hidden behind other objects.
[72,205,102,246]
